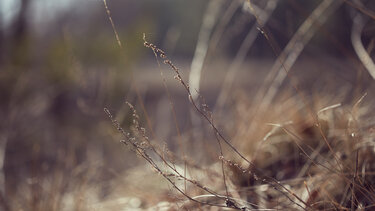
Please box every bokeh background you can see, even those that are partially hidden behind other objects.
[0,0,374,210]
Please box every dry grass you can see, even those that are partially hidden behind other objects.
[93,0,375,210]
[104,39,374,210]
[102,1,375,210]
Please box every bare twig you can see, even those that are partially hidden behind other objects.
[104,108,240,209]
[143,36,309,209]
[102,0,122,48]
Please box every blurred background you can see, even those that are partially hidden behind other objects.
[0,0,374,210]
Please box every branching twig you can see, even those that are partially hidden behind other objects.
[143,35,309,209]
